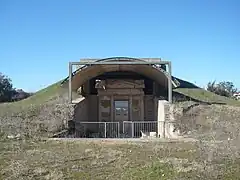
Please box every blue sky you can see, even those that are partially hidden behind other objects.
[0,0,239,92]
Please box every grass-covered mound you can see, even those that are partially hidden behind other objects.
[0,77,239,138]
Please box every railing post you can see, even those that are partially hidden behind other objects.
[104,122,107,138]
[118,122,120,138]
[131,122,134,138]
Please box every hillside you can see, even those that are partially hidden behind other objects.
[0,81,72,137]
[1,78,239,111]
[0,78,240,138]
[1,79,240,179]
[173,101,240,141]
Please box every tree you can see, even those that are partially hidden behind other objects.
[12,89,32,101]
[0,73,33,103]
[0,73,16,102]
[207,80,238,97]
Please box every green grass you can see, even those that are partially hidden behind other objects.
[0,82,61,110]
[174,88,240,106]
[3,83,240,107]
[0,81,77,114]
[9,81,63,105]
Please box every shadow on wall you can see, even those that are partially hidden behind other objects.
[73,98,88,136]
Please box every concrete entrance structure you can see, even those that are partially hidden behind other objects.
[65,57,181,138]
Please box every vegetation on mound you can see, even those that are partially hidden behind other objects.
[0,82,72,137]
[174,103,240,141]
[0,69,239,111]
[0,82,62,108]
[174,88,240,106]
[0,76,240,179]
[0,77,239,139]
[0,139,240,180]
[1,81,239,111]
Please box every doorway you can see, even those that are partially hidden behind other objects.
[114,100,129,133]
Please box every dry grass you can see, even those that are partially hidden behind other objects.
[173,103,240,141]
[0,138,240,180]
[1,80,240,179]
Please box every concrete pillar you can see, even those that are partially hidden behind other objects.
[129,95,133,121]
[157,100,168,138]
[157,100,182,139]
[111,95,114,121]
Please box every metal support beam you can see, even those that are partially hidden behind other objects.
[70,61,170,65]
[167,62,172,103]
[69,62,72,103]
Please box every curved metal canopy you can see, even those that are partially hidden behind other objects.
[66,57,176,91]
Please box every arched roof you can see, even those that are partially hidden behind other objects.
[95,57,150,63]
[64,57,177,90]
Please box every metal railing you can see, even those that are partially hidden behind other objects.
[123,121,158,138]
[122,121,134,138]
[72,120,178,138]
[74,122,120,138]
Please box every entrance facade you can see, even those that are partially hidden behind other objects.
[97,79,145,134]
[68,57,176,138]
[73,77,160,137]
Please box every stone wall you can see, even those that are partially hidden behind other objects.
[73,97,89,136]
[144,95,156,121]
[88,95,98,121]
[98,95,111,122]
[74,97,88,122]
